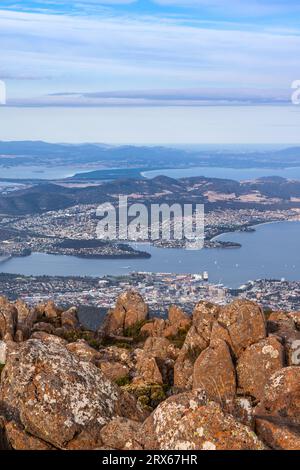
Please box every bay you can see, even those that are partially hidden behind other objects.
[0,221,299,288]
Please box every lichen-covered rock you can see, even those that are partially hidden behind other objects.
[104,290,148,336]
[134,350,163,385]
[140,318,167,338]
[100,417,142,450]
[4,421,54,450]
[30,331,68,346]
[192,301,220,343]
[210,321,233,349]
[35,300,61,321]
[237,337,284,401]
[168,305,190,326]
[267,312,300,366]
[98,345,133,369]
[14,300,37,340]
[0,339,144,449]
[61,307,79,330]
[287,311,300,330]
[255,416,300,450]
[218,299,266,358]
[257,367,300,426]
[66,339,100,363]
[143,336,178,361]
[32,322,55,334]
[0,340,7,364]
[174,302,219,390]
[193,339,236,402]
[0,297,17,341]
[140,390,266,450]
[99,361,130,382]
[163,306,191,338]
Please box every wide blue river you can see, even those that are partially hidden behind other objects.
[0,221,300,288]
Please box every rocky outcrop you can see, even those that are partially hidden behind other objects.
[140,390,266,450]
[0,339,145,450]
[14,300,37,341]
[103,290,148,336]
[0,297,17,341]
[100,417,142,450]
[61,307,80,330]
[237,337,284,400]
[174,301,219,389]
[66,339,101,363]
[193,339,236,402]
[254,367,300,449]
[218,299,266,358]
[267,311,300,366]
[256,367,300,425]
[0,293,300,451]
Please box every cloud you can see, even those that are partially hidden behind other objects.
[153,0,300,17]
[10,87,291,107]
[1,9,300,104]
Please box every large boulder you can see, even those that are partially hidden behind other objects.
[256,367,300,426]
[35,300,61,321]
[104,290,148,336]
[66,339,100,363]
[14,300,37,341]
[143,336,178,361]
[140,318,167,338]
[218,299,266,358]
[61,307,79,330]
[255,416,300,450]
[99,361,130,383]
[237,337,284,401]
[0,339,145,450]
[267,311,300,366]
[140,390,266,450]
[193,339,236,402]
[134,350,163,385]
[163,306,191,338]
[0,341,7,365]
[0,297,17,341]
[100,417,142,450]
[173,302,219,390]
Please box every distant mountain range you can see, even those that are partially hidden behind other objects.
[1,175,300,216]
[1,141,300,171]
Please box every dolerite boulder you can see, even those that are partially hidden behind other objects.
[140,390,266,450]
[174,301,219,389]
[255,367,300,449]
[218,299,266,358]
[0,297,17,341]
[267,311,300,366]
[256,367,300,425]
[237,337,284,401]
[35,300,61,321]
[193,339,236,401]
[61,307,79,330]
[103,290,148,336]
[140,318,167,338]
[0,339,145,450]
[66,339,101,363]
[14,300,37,341]
[100,417,142,450]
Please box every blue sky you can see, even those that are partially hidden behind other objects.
[1,0,300,106]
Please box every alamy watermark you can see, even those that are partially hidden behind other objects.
[0,80,6,105]
[96,196,204,250]
[291,80,300,104]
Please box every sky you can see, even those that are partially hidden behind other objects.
[0,1,300,142]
